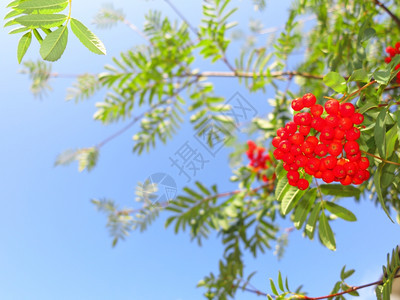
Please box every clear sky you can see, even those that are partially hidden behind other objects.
[0,1,399,300]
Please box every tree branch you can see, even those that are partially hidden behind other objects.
[373,0,400,28]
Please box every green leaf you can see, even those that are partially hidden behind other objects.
[278,271,284,292]
[320,184,361,199]
[17,31,32,63]
[293,188,317,229]
[375,109,387,159]
[374,163,394,222]
[305,202,321,240]
[373,69,391,85]
[269,279,279,295]
[385,125,397,159]
[70,18,106,55]
[318,211,336,251]
[323,72,347,93]
[348,69,369,82]
[280,185,303,215]
[359,28,375,43]
[14,14,67,28]
[16,0,68,13]
[324,202,357,222]
[40,25,68,61]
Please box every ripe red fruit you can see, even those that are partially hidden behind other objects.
[346,127,361,141]
[287,170,300,183]
[385,57,392,64]
[321,156,337,170]
[311,117,326,132]
[322,170,335,183]
[396,42,400,50]
[348,152,361,162]
[294,155,308,168]
[351,113,364,125]
[314,143,328,157]
[283,153,295,164]
[306,136,319,146]
[302,93,317,107]
[301,141,315,156]
[279,140,292,152]
[297,179,309,190]
[338,117,353,131]
[358,157,370,169]
[299,125,311,136]
[285,121,297,134]
[308,158,321,172]
[328,142,342,156]
[289,132,304,145]
[294,112,312,125]
[325,99,339,115]
[276,127,289,139]
[321,128,334,140]
[291,98,305,111]
[272,136,282,148]
[325,114,339,127]
[314,170,323,179]
[386,46,397,57]
[310,104,324,117]
[340,175,352,186]
[290,145,302,156]
[273,148,284,160]
[344,161,358,176]
[333,165,346,179]
[339,102,355,117]
[344,140,359,155]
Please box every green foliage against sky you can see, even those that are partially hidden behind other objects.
[4,0,400,299]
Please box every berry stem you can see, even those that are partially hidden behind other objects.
[361,150,400,166]
[341,80,377,103]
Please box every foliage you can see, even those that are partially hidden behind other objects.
[4,0,400,299]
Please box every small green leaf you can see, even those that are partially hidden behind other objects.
[359,28,376,43]
[16,0,68,13]
[323,72,347,93]
[270,279,279,295]
[375,163,394,222]
[324,202,357,222]
[375,109,387,159]
[320,184,361,199]
[373,69,391,85]
[40,25,68,61]
[70,18,106,55]
[14,14,67,28]
[318,211,336,251]
[348,69,369,82]
[293,188,317,229]
[305,202,321,240]
[17,31,32,63]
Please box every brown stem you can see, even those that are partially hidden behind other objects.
[341,80,377,102]
[373,0,400,29]
[361,150,400,167]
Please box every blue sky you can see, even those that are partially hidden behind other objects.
[0,1,399,299]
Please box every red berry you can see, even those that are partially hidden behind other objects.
[297,179,309,190]
[289,132,305,145]
[339,102,355,117]
[273,149,284,160]
[291,98,305,111]
[283,162,291,171]
[321,155,337,170]
[294,155,308,168]
[344,140,359,155]
[305,166,315,175]
[328,141,342,156]
[290,145,302,156]
[306,136,319,147]
[314,170,323,179]
[314,143,328,157]
[277,127,289,139]
[287,170,300,183]
[348,152,361,162]
[285,121,297,134]
[358,157,370,169]
[351,113,364,125]
[385,57,392,64]
[333,165,346,179]
[325,99,339,115]
[325,114,340,127]
[322,170,335,183]
[294,112,312,125]
[346,127,361,141]
[396,42,400,50]
[338,117,353,131]
[247,140,257,150]
[299,125,311,136]
[308,158,321,172]
[386,46,397,57]
[310,104,324,117]
[279,140,292,152]
[302,93,317,107]
[301,141,315,156]
[321,128,334,140]
[311,117,326,132]
[334,128,345,139]
[340,175,353,186]
[344,161,358,176]
[272,136,282,148]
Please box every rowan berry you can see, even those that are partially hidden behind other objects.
[299,125,311,136]
[314,143,328,157]
[306,136,319,147]
[396,42,400,50]
[321,128,334,140]
[287,170,300,183]
[285,121,297,134]
[346,127,360,141]
[305,166,315,176]
[351,113,364,125]
[322,170,335,183]
[308,157,321,172]
[325,114,339,127]
[348,152,361,162]
[386,46,397,57]
[291,98,305,111]
[273,149,284,160]
[321,156,337,170]
[311,117,326,132]
[283,153,295,164]
[338,117,353,131]
[339,102,355,117]
[297,179,309,190]
[385,57,392,64]
[289,132,304,145]
[334,128,345,139]
[325,99,339,115]
[337,158,348,166]
[344,140,359,155]
[302,93,317,107]
[294,112,312,125]
[310,104,324,117]
[333,165,346,179]
[301,141,315,156]
[340,175,353,186]
[344,161,358,176]
[272,136,282,148]
[358,157,370,169]
[294,155,308,168]
[328,141,342,156]
[276,127,289,139]
[279,140,292,152]
[290,145,302,156]
[283,162,291,171]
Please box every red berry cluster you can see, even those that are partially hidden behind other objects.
[246,141,275,182]
[385,42,400,84]
[272,93,370,190]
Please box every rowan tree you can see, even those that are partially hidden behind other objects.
[3,0,400,299]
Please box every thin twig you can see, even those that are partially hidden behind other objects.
[373,0,400,28]
[361,150,400,167]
